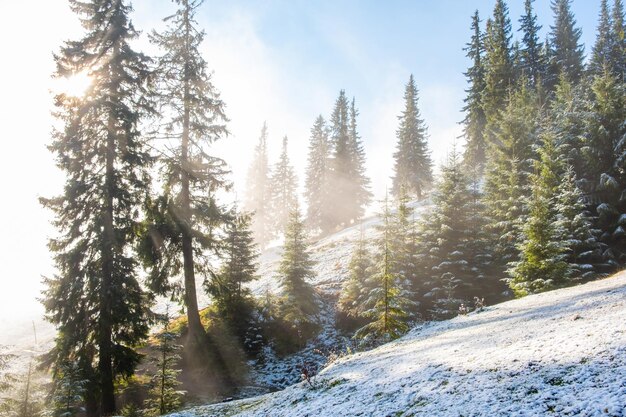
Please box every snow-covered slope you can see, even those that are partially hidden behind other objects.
[169,272,626,417]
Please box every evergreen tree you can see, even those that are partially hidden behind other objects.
[508,131,572,296]
[328,91,371,230]
[205,210,259,340]
[145,0,230,358]
[582,70,626,267]
[519,0,545,87]
[482,1,514,130]
[338,231,375,326]
[547,0,585,87]
[42,1,152,413]
[349,98,373,216]
[277,207,319,338]
[611,0,626,78]
[484,83,540,275]
[144,310,184,417]
[304,116,331,234]
[355,195,414,342]
[391,75,433,198]
[270,136,298,234]
[462,11,488,174]
[245,123,273,247]
[590,0,614,76]
[50,362,87,417]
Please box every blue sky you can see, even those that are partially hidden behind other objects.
[0,0,604,319]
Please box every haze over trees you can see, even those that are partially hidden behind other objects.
[27,0,626,415]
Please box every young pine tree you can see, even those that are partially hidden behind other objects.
[462,11,488,174]
[50,362,87,417]
[305,116,331,234]
[42,1,152,414]
[206,210,259,341]
[245,123,273,247]
[277,207,319,341]
[144,310,184,417]
[338,231,375,328]
[355,195,414,343]
[145,0,230,357]
[392,75,433,198]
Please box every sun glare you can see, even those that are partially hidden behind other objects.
[57,71,92,97]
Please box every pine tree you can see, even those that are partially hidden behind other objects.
[144,310,184,417]
[482,1,514,130]
[582,70,626,267]
[547,0,585,88]
[392,75,433,198]
[610,0,626,78]
[508,131,572,296]
[145,0,230,358]
[327,91,371,230]
[50,362,87,417]
[355,195,414,342]
[206,210,259,340]
[462,11,488,174]
[349,98,373,217]
[518,0,545,87]
[270,136,298,234]
[484,83,540,276]
[590,0,614,76]
[277,207,319,339]
[41,1,152,413]
[338,231,375,326]
[0,347,16,416]
[245,123,273,247]
[304,116,331,234]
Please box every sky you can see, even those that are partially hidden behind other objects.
[0,0,601,321]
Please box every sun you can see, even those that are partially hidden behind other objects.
[56,71,92,97]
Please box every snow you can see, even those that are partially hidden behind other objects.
[167,272,626,417]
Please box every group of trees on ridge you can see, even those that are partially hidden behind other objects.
[1,0,625,416]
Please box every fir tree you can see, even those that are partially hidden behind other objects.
[338,231,375,325]
[205,210,259,341]
[145,0,230,358]
[277,207,319,339]
[482,1,514,130]
[484,83,540,276]
[355,195,414,342]
[50,362,87,417]
[391,75,433,198]
[508,131,572,296]
[590,0,614,76]
[518,0,545,87]
[42,1,152,413]
[144,310,184,416]
[462,11,488,174]
[348,98,373,216]
[547,0,585,87]
[610,0,626,78]
[304,116,331,234]
[245,123,273,247]
[270,136,298,234]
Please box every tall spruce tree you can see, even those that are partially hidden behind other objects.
[42,0,152,414]
[519,0,545,87]
[611,0,626,78]
[145,0,230,359]
[547,0,585,87]
[348,98,372,216]
[483,83,540,276]
[391,75,433,198]
[245,123,273,247]
[482,0,514,131]
[590,0,614,76]
[462,12,488,174]
[270,136,298,234]
[304,116,331,234]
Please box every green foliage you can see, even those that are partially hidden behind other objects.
[144,311,185,416]
[245,123,273,247]
[305,116,332,235]
[547,0,585,88]
[518,0,546,87]
[50,361,87,417]
[270,137,299,235]
[392,75,433,199]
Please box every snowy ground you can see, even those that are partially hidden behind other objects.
[167,272,626,417]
